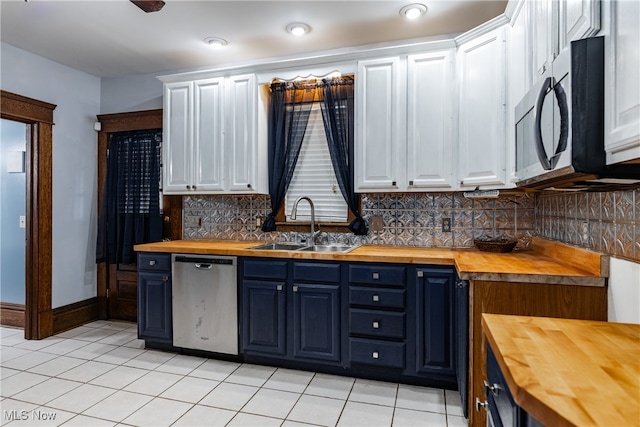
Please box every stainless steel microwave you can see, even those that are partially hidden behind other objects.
[514,36,640,190]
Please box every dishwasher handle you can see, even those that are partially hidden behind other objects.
[173,255,236,266]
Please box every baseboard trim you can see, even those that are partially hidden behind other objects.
[52,297,99,334]
[0,302,25,328]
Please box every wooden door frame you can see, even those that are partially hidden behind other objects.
[96,109,182,318]
[1,90,56,339]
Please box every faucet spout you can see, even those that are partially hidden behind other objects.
[291,196,319,245]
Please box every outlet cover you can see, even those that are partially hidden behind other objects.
[442,217,452,232]
[369,215,383,232]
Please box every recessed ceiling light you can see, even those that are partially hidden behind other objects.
[203,37,228,48]
[400,3,427,20]
[286,23,310,36]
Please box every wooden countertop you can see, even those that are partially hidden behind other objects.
[482,314,640,427]
[134,238,607,285]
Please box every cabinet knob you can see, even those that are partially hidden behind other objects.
[372,351,379,359]
[484,380,501,396]
[293,285,299,292]
[192,185,197,190]
[409,180,414,186]
[149,260,156,266]
[276,285,283,291]
[475,398,488,412]
[417,270,424,278]
[372,272,380,280]
[372,294,379,302]
[162,275,168,282]
[186,185,191,190]
[247,184,251,189]
[372,321,380,329]
[391,181,396,186]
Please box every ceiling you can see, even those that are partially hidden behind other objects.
[0,0,507,79]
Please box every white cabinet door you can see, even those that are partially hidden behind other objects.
[530,0,557,77]
[193,77,224,192]
[457,27,508,188]
[605,0,640,164]
[559,0,600,50]
[355,57,403,191]
[226,74,257,192]
[407,50,455,189]
[163,81,192,193]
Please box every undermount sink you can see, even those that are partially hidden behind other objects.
[250,243,309,251]
[299,244,359,253]
[250,243,359,253]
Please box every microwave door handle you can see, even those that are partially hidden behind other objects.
[549,81,570,169]
[534,77,553,170]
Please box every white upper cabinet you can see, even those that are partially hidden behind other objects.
[355,57,403,191]
[407,50,456,190]
[530,0,600,78]
[457,26,508,189]
[161,73,267,195]
[355,49,455,193]
[605,0,640,164]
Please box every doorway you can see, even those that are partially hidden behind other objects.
[0,119,27,327]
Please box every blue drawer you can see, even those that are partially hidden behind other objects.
[293,262,340,283]
[349,265,406,287]
[349,309,405,339]
[137,253,171,272]
[349,338,405,369]
[349,286,406,309]
[243,259,288,280]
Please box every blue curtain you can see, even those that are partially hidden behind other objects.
[96,129,162,264]
[319,77,368,235]
[261,82,315,232]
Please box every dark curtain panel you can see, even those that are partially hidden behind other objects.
[262,82,315,232]
[96,129,162,264]
[319,77,368,235]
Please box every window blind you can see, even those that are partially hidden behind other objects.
[285,106,348,223]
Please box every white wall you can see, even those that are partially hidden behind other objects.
[1,42,100,308]
[608,257,640,324]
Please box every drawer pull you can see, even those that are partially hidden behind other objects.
[475,397,488,412]
[372,272,380,280]
[484,380,501,396]
[149,260,156,266]
[372,321,380,329]
[372,351,379,359]
[372,294,379,302]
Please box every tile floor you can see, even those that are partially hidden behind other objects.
[0,320,468,426]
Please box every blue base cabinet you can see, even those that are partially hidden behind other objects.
[137,253,173,346]
[241,258,342,365]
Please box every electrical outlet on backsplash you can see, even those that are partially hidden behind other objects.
[181,189,638,260]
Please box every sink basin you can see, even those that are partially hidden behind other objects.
[299,244,359,253]
[250,243,309,251]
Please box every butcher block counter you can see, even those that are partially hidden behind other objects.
[482,314,640,427]
[134,237,608,285]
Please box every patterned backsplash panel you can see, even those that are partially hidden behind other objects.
[536,189,639,262]
[183,192,536,249]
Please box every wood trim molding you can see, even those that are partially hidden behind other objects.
[1,90,56,339]
[0,302,26,329]
[97,109,163,133]
[52,297,99,334]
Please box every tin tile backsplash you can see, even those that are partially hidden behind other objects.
[182,188,639,261]
[183,192,536,249]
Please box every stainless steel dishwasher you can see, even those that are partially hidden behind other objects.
[172,254,238,355]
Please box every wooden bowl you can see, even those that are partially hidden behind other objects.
[474,239,518,253]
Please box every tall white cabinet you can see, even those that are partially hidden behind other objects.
[604,0,640,164]
[355,47,456,193]
[457,25,508,189]
[160,73,267,195]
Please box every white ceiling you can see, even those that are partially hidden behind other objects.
[0,0,507,78]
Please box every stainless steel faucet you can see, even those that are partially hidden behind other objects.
[290,196,320,245]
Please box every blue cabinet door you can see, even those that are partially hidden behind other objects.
[415,267,455,376]
[292,283,341,362]
[242,279,287,355]
[138,272,172,342]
